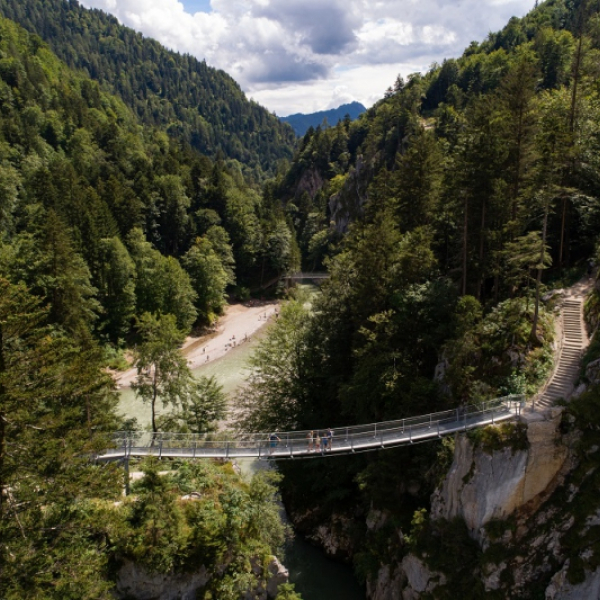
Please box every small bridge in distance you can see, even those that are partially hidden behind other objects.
[97,395,527,462]
[285,271,329,282]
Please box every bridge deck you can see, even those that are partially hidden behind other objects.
[98,397,525,461]
[285,272,329,280]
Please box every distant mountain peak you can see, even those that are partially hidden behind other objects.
[280,102,367,137]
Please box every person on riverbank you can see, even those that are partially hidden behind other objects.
[306,430,314,452]
[269,431,281,454]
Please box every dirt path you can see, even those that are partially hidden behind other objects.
[115,300,280,388]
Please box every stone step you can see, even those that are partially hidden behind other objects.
[546,386,572,394]
[547,382,572,390]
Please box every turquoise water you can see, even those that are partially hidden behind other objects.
[117,328,265,428]
[117,294,365,600]
[237,459,365,600]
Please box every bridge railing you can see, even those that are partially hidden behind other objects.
[104,394,525,458]
[285,272,329,280]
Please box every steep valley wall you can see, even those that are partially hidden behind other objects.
[368,405,600,599]
[289,402,600,599]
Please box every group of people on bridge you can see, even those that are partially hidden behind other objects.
[268,428,335,454]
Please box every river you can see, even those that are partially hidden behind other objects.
[117,300,365,600]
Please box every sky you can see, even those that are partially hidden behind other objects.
[79,0,536,116]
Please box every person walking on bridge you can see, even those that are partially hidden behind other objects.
[326,428,334,452]
[306,430,314,452]
[269,431,280,455]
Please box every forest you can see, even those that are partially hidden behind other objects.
[0,0,296,178]
[0,11,299,599]
[2,0,600,597]
[236,0,600,595]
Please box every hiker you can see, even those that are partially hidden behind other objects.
[306,430,314,452]
[321,431,328,452]
[326,428,334,451]
[269,431,281,454]
[588,259,595,279]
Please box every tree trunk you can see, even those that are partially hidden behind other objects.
[531,201,549,344]
[0,322,4,520]
[152,365,158,435]
[462,193,468,296]
[477,197,486,301]
[559,196,567,268]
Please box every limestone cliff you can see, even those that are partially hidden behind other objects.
[328,155,370,233]
[367,406,599,600]
[431,409,569,543]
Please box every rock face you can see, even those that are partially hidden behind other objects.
[329,156,369,233]
[115,561,210,600]
[295,167,325,203]
[367,556,447,600]
[431,409,568,542]
[309,513,357,560]
[266,557,289,598]
[546,563,600,599]
[116,556,288,600]
[365,409,578,599]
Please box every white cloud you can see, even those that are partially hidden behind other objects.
[79,0,535,115]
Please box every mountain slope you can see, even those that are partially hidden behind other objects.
[280,101,366,137]
[0,0,295,176]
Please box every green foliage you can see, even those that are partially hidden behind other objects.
[0,0,295,176]
[0,14,298,349]
[0,278,122,599]
[133,315,227,434]
[467,422,529,454]
[131,312,190,433]
[275,583,303,600]
[114,460,291,595]
[236,297,312,432]
[157,375,227,434]
[409,515,486,599]
[95,236,136,344]
[126,229,197,332]
[445,297,554,400]
[182,237,232,324]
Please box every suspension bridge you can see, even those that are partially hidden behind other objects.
[98,396,527,462]
[97,277,590,463]
[285,272,329,281]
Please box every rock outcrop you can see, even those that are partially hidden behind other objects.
[329,156,369,233]
[365,407,582,599]
[546,562,600,599]
[431,409,569,542]
[367,556,447,600]
[116,556,288,600]
[115,561,210,600]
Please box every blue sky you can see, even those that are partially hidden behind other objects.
[80,0,536,116]
[181,0,211,13]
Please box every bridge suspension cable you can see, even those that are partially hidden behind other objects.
[97,395,527,462]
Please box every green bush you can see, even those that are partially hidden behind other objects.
[467,422,529,455]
